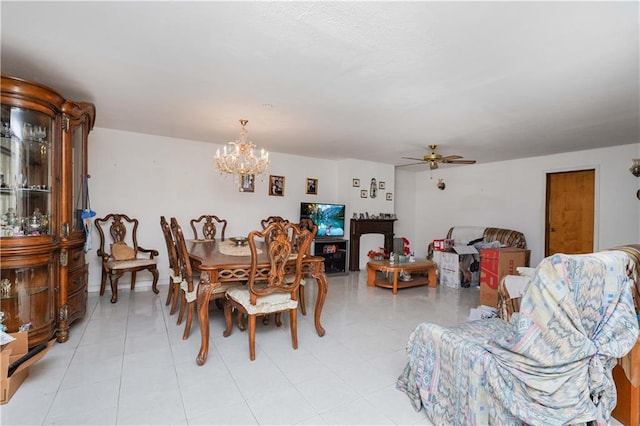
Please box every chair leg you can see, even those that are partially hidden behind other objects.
[223,300,233,338]
[236,310,246,331]
[150,267,159,295]
[165,276,174,306]
[182,300,194,340]
[130,271,137,290]
[110,272,124,303]
[169,281,181,315]
[290,309,298,350]
[275,312,282,327]
[299,285,307,316]
[177,292,186,325]
[248,314,257,361]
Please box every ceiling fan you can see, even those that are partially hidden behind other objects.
[399,144,476,170]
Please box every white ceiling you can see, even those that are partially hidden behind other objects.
[1,1,638,168]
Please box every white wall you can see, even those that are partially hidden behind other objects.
[87,127,638,292]
[337,160,396,268]
[398,143,640,267]
[87,128,394,291]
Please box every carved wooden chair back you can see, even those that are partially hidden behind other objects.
[260,215,289,230]
[190,215,227,241]
[160,216,181,314]
[94,213,159,303]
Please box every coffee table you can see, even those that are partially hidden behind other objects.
[367,258,437,294]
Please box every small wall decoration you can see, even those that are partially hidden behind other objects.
[386,192,393,201]
[360,189,368,198]
[306,178,318,195]
[239,174,255,192]
[379,181,386,190]
[269,175,285,196]
[370,178,377,198]
[352,178,360,187]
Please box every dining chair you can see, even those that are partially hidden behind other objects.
[190,215,227,241]
[225,222,313,360]
[171,217,241,340]
[160,216,182,315]
[260,215,289,229]
[296,218,318,315]
[95,213,159,303]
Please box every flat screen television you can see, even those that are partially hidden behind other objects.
[300,202,346,238]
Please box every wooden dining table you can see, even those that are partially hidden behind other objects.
[187,239,328,365]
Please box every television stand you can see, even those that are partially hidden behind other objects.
[312,238,348,276]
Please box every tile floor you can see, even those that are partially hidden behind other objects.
[0,272,624,425]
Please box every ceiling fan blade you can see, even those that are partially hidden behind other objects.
[401,157,427,161]
[442,159,476,164]
[396,162,427,168]
[441,155,463,161]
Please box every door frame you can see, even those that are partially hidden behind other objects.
[541,164,600,255]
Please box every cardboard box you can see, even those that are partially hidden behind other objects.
[1,332,53,405]
[433,239,454,252]
[479,248,530,307]
[432,246,480,289]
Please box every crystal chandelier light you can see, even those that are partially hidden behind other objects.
[215,119,270,179]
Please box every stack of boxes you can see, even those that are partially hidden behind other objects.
[432,239,530,303]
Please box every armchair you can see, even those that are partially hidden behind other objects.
[95,213,159,303]
[398,250,639,425]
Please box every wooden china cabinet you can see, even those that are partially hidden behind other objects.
[0,75,95,346]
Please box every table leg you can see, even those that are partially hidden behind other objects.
[311,265,327,337]
[392,270,399,294]
[427,266,437,287]
[196,271,213,365]
[367,266,375,287]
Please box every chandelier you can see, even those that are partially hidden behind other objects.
[215,119,270,178]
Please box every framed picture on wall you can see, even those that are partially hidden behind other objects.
[239,174,255,192]
[386,192,393,201]
[269,175,285,196]
[306,178,318,195]
[360,189,368,198]
[379,181,386,190]
[352,178,360,187]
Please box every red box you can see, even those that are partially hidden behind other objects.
[480,248,530,307]
[433,239,454,252]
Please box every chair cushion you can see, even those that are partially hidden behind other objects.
[226,287,298,315]
[111,241,136,260]
[107,258,157,270]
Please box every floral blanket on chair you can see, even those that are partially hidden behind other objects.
[397,251,639,425]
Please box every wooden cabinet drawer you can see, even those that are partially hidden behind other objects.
[67,286,87,325]
[68,267,87,294]
[67,248,85,271]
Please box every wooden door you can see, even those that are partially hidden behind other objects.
[545,169,595,256]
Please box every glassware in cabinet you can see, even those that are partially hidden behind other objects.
[0,105,52,238]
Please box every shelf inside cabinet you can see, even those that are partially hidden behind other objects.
[0,285,49,300]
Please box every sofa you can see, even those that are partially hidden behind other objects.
[397,249,639,425]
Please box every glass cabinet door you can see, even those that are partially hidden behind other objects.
[0,105,53,237]
[0,261,55,338]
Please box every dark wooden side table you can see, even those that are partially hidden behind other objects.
[367,258,436,294]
